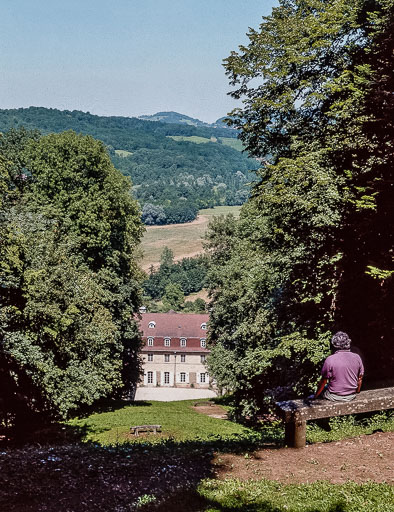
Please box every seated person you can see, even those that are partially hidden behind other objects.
[311,331,364,401]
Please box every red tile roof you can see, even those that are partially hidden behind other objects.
[137,312,209,338]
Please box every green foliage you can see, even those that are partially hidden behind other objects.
[0,107,259,224]
[162,283,185,311]
[0,130,143,424]
[207,0,394,418]
[143,248,209,310]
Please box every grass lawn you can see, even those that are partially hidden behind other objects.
[68,399,255,446]
[1,402,391,511]
[196,479,393,512]
[141,205,241,270]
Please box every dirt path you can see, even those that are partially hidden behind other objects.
[213,431,394,484]
[192,404,228,419]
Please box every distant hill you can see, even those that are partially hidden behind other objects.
[138,111,233,130]
[0,107,258,225]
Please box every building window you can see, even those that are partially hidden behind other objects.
[148,353,153,362]
[164,354,170,362]
[164,372,170,384]
[147,371,153,384]
[201,322,207,330]
[200,355,206,363]
[180,372,186,383]
[180,338,187,347]
[147,337,154,346]
[181,354,186,363]
[200,338,206,348]
[200,372,206,383]
[164,338,171,347]
[148,321,156,328]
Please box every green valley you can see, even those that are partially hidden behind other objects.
[0,107,259,224]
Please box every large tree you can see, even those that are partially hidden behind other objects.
[206,0,394,419]
[0,130,143,426]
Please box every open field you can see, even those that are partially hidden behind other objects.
[167,135,213,144]
[220,136,245,151]
[185,288,210,302]
[114,149,133,157]
[166,135,245,152]
[141,205,241,270]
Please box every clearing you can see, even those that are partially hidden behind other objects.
[1,400,392,511]
[141,205,241,270]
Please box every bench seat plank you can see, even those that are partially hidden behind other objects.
[277,387,394,422]
[276,387,394,448]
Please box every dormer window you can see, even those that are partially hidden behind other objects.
[200,338,206,348]
[164,337,171,347]
[148,321,156,328]
[201,323,207,330]
[180,338,187,347]
[147,337,154,346]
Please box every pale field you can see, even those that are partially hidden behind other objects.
[184,289,210,302]
[141,205,241,271]
[114,149,133,157]
[166,135,243,151]
[166,135,212,144]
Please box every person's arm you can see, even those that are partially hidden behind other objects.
[314,378,328,398]
[357,374,363,393]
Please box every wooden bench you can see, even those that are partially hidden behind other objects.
[276,387,394,448]
[130,424,162,437]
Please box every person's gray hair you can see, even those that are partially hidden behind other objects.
[331,331,351,349]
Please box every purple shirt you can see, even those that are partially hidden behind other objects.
[321,350,364,395]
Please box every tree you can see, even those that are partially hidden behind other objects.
[207,0,394,419]
[0,130,143,425]
[162,283,185,311]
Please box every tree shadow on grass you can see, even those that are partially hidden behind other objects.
[154,490,350,512]
[76,398,152,417]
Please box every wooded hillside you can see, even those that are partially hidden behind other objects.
[0,107,259,224]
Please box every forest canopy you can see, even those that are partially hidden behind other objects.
[206,0,394,418]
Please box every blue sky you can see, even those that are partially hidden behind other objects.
[1,0,278,123]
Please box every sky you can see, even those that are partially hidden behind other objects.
[1,0,278,123]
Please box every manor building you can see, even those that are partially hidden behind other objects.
[138,311,210,388]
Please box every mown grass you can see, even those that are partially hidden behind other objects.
[141,205,241,269]
[68,397,393,450]
[68,399,256,446]
[196,479,393,512]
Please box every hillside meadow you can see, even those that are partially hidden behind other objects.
[141,205,241,270]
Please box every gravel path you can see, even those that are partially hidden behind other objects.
[134,387,217,401]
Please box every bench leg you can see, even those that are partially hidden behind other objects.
[285,420,306,448]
